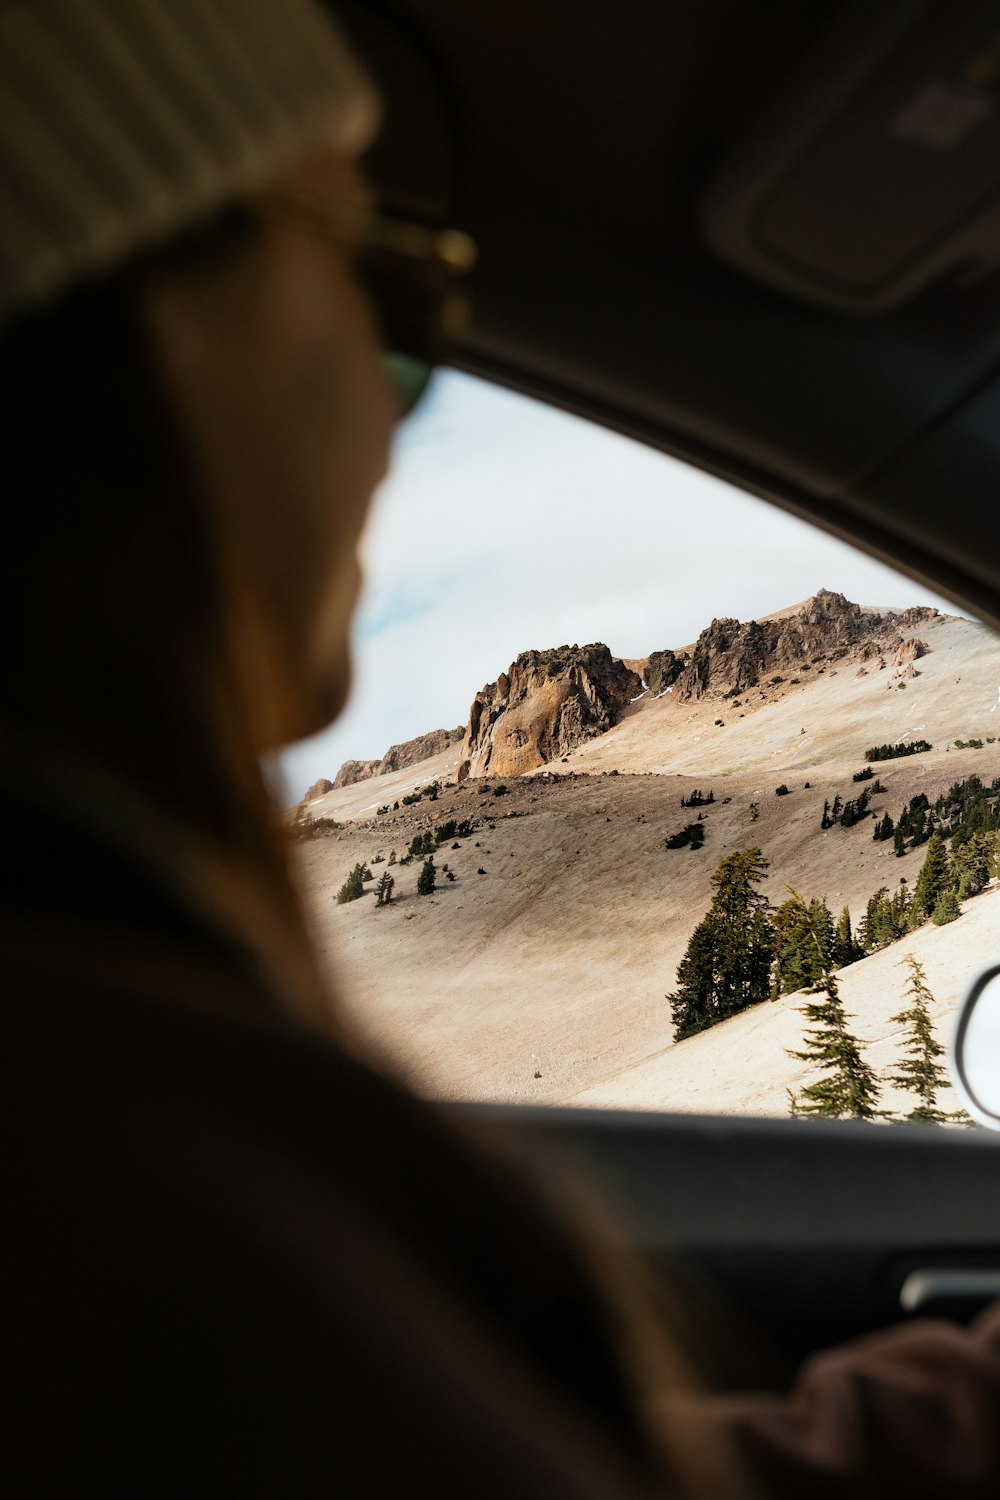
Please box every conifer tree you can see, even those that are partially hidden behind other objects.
[669,849,773,1040]
[788,902,881,1119]
[772,896,833,996]
[931,889,960,925]
[887,956,967,1123]
[951,832,993,899]
[911,833,950,922]
[336,863,367,905]
[374,870,395,907]
[417,857,437,895]
[833,905,861,967]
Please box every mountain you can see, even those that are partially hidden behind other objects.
[292,598,1000,1117]
[652,589,938,702]
[450,591,938,782]
[457,643,642,781]
[332,727,465,790]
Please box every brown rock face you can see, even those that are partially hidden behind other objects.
[333,727,464,789]
[891,637,927,668]
[645,649,687,695]
[331,761,378,790]
[304,777,335,801]
[650,591,937,702]
[458,644,642,779]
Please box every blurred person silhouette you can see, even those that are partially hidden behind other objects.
[2,3,999,1497]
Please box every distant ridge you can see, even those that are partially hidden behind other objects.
[455,591,939,780]
[331,727,464,791]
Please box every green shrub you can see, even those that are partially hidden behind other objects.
[336,864,367,905]
[931,890,960,925]
[294,815,340,840]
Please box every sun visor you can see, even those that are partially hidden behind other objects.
[701,0,1000,314]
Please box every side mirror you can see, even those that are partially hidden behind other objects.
[951,965,1000,1130]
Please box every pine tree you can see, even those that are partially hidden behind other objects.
[788,903,881,1119]
[911,833,950,921]
[951,832,993,899]
[887,956,967,1124]
[417,857,437,895]
[336,863,367,905]
[833,905,861,967]
[374,871,395,907]
[669,849,774,1040]
[772,896,834,996]
[931,888,960,925]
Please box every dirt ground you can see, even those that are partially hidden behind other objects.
[293,612,1000,1114]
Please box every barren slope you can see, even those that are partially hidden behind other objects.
[294,611,1000,1109]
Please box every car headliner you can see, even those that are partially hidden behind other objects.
[333,0,1000,633]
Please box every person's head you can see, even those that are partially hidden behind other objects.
[0,0,420,806]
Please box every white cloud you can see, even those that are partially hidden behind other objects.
[278,372,957,802]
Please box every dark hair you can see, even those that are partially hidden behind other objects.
[0,212,334,1028]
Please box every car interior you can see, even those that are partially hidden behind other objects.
[328,0,1000,1385]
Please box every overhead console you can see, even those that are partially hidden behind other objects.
[702,0,1000,314]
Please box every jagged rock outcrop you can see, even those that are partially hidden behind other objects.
[332,760,379,790]
[304,777,335,801]
[457,644,642,780]
[650,590,937,702]
[333,726,465,789]
[645,649,687,695]
[891,637,927,668]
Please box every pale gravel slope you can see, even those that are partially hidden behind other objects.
[295,612,1000,1110]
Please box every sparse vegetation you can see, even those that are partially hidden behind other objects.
[911,834,950,921]
[822,789,871,829]
[665,822,705,851]
[681,789,714,807]
[772,896,833,997]
[294,815,340,840]
[788,902,882,1120]
[669,849,773,1040]
[887,957,967,1123]
[865,739,932,762]
[931,889,961,925]
[336,863,369,905]
[435,818,474,844]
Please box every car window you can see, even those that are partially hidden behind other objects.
[281,372,999,1127]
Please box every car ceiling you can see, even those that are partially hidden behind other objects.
[331,0,1000,631]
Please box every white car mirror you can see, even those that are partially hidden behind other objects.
[951,966,1000,1130]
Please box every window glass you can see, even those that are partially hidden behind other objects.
[282,372,999,1127]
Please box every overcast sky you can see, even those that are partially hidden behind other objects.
[278,371,956,802]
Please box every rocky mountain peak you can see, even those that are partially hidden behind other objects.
[650,592,938,701]
[457,643,641,780]
[332,726,465,790]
